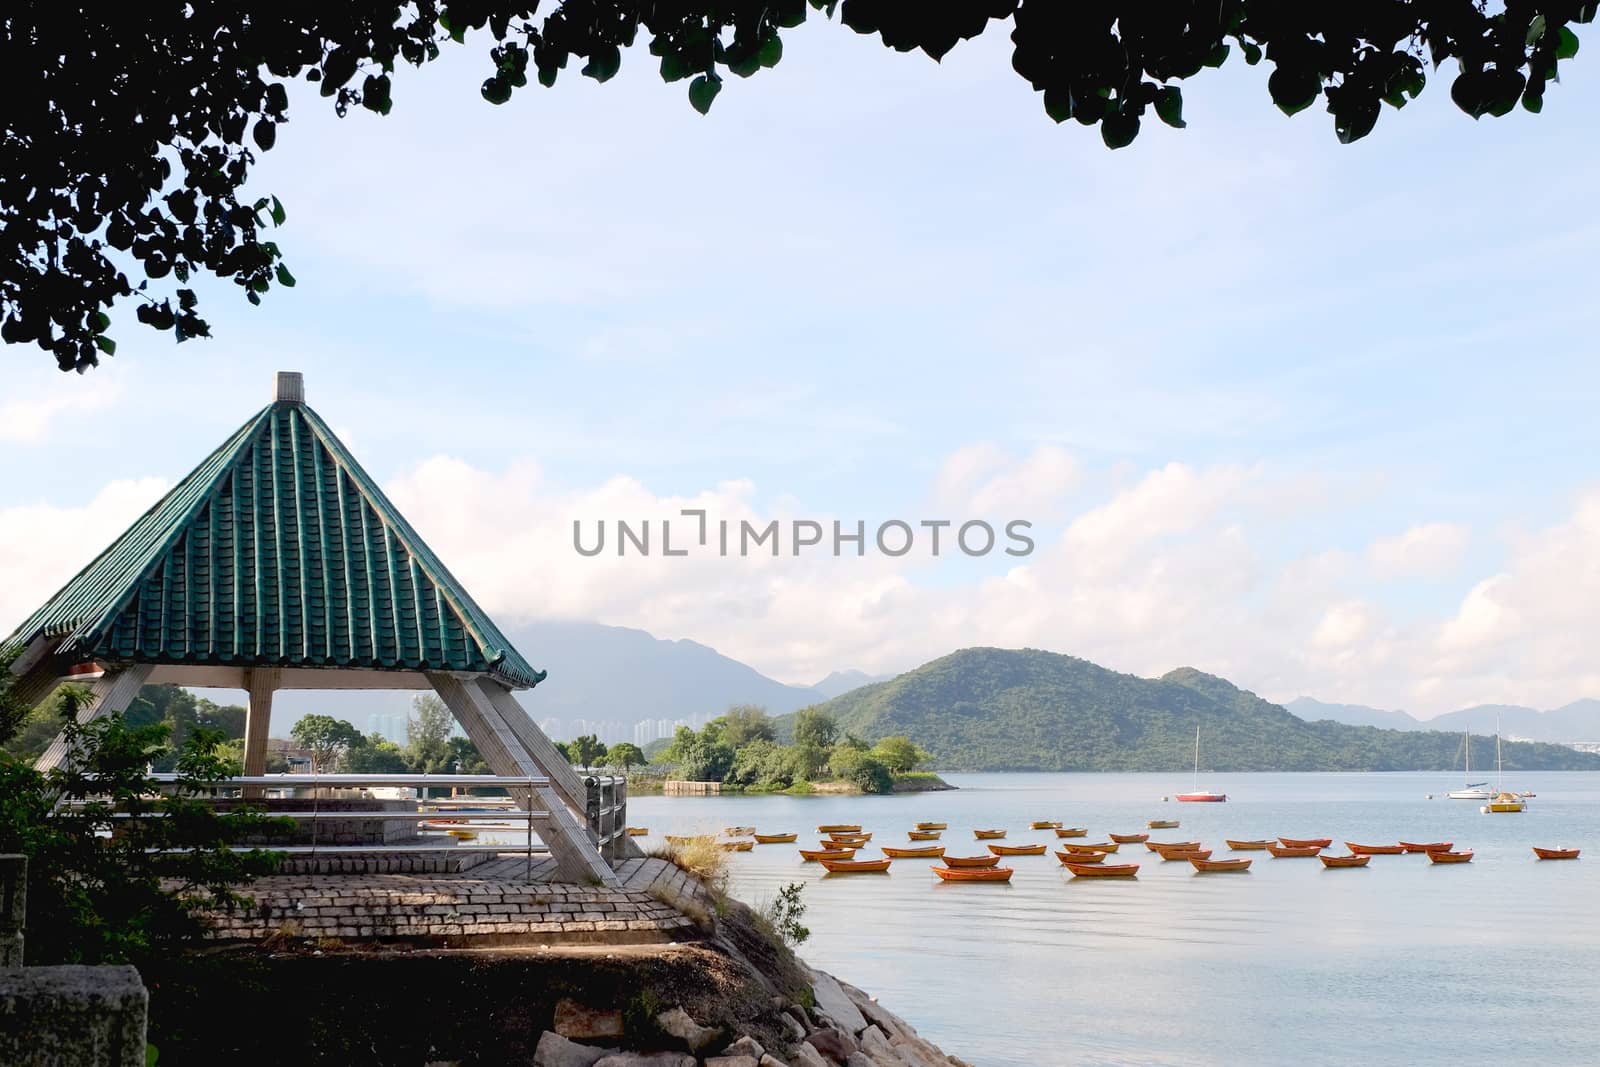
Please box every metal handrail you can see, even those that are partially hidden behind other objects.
[140,773,551,788]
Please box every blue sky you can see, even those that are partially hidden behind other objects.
[4,19,1599,715]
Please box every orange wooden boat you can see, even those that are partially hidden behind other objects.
[1278,837,1333,849]
[827,832,872,843]
[1157,847,1211,861]
[1029,820,1062,830]
[881,845,946,859]
[817,824,862,833]
[820,857,892,873]
[973,829,1007,840]
[664,834,712,845]
[915,822,947,830]
[1147,819,1180,829]
[944,854,1001,868]
[1345,842,1404,855]
[1267,844,1322,857]
[1533,847,1581,860]
[987,843,1047,856]
[625,827,649,836]
[1055,849,1106,864]
[799,847,857,861]
[907,830,942,841]
[1191,857,1251,872]
[1109,832,1150,844]
[1063,841,1119,854]
[1064,861,1139,878]
[752,832,797,844]
[1225,839,1270,850]
[718,840,754,851]
[933,865,1014,882]
[1054,827,1089,838]
[1145,840,1200,852]
[1427,850,1474,864]
[1319,853,1371,868]
[1399,841,1452,853]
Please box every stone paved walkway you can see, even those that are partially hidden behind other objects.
[207,856,707,946]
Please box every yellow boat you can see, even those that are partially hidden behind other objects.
[752,832,797,844]
[625,826,649,836]
[445,828,478,841]
[665,834,711,845]
[915,822,948,830]
[818,824,862,833]
[718,840,754,852]
[973,829,1008,840]
[1483,792,1526,813]
[1062,841,1119,854]
[1030,821,1062,830]
[1054,827,1089,838]
[1147,819,1180,829]
[907,830,942,841]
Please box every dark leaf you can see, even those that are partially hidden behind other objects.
[276,264,296,288]
[270,196,286,226]
[253,119,276,151]
[1100,112,1140,149]
[1268,67,1322,116]
[1153,86,1185,128]
[1556,26,1581,59]
[95,336,116,356]
[689,74,722,115]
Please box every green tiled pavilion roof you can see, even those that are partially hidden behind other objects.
[5,387,545,689]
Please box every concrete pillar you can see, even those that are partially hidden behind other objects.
[428,674,618,886]
[33,665,154,772]
[242,669,279,777]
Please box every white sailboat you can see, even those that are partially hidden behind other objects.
[1482,719,1527,813]
[1446,731,1493,800]
[1176,726,1226,802]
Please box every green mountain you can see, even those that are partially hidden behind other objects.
[779,648,1600,773]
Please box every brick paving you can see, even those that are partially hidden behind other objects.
[207,856,707,946]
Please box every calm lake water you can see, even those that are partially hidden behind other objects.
[628,772,1600,1067]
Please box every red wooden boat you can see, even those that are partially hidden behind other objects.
[943,854,1001,868]
[1427,850,1473,864]
[1108,832,1150,844]
[1319,854,1371,868]
[933,865,1014,883]
[880,845,945,859]
[1345,842,1405,855]
[820,857,892,873]
[1064,861,1139,878]
[987,843,1047,856]
[1175,792,1227,802]
[1533,847,1581,860]
[1278,837,1333,849]
[1399,841,1453,853]
[1267,844,1322,857]
[1190,857,1251,872]
[1055,849,1106,865]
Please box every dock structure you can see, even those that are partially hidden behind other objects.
[4,371,632,887]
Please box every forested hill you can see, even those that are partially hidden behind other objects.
[781,648,1600,773]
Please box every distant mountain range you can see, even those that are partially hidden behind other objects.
[269,621,875,736]
[776,647,1600,772]
[1286,696,1600,743]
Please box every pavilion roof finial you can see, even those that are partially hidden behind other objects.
[274,370,304,404]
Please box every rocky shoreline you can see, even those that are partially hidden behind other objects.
[531,963,971,1067]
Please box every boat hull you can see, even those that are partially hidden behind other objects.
[1278,838,1333,849]
[1147,820,1181,829]
[1176,793,1227,802]
[1064,862,1139,878]
[820,858,892,873]
[817,824,862,834]
[933,865,1014,882]
[1029,821,1063,830]
[625,827,649,836]
[1399,841,1453,853]
[1427,850,1474,864]
[1319,854,1371,868]
[1157,848,1212,861]
[944,854,1001,868]
[987,843,1047,856]
[1109,832,1150,844]
[718,840,754,851]
[1055,849,1106,864]
[915,822,947,830]
[1533,847,1580,860]
[881,846,946,859]
[1225,840,1270,851]
[1054,827,1089,838]
[1267,845,1322,857]
[973,830,1008,840]
[1064,842,1118,853]
[907,831,942,841]
[752,833,797,844]
[1146,840,1200,852]
[1191,858,1251,872]
[799,848,857,861]
[1345,842,1404,855]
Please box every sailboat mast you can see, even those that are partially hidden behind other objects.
[1193,725,1200,788]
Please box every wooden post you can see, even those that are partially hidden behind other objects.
[428,674,618,886]
[241,669,279,798]
[33,665,154,772]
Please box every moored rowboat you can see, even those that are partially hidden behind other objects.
[1055,827,1089,838]
[933,865,1014,882]
[915,822,947,830]
[1278,837,1333,849]
[973,829,1008,840]
[1533,847,1581,860]
[820,857,892,873]
[1157,848,1212,861]
[1225,840,1270,851]
[1427,850,1474,864]
[1267,844,1322,858]
[1191,857,1251,872]
[724,826,757,835]
[987,843,1047,856]
[665,834,711,845]
[1146,840,1200,852]
[1109,832,1150,844]
[1345,842,1404,855]
[881,845,946,859]
[625,827,649,836]
[818,824,862,834]
[1399,841,1453,853]
[1148,819,1181,829]
[753,832,797,844]
[1055,849,1106,864]
[1319,854,1371,868]
[827,832,872,843]
[1030,821,1063,830]
[799,847,857,861]
[908,830,942,841]
[1064,861,1139,878]
[1063,841,1119,854]
[718,840,754,851]
[943,854,1001,868]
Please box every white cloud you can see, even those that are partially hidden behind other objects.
[0,478,171,631]
[0,372,122,444]
[1368,521,1470,577]
[935,443,1079,517]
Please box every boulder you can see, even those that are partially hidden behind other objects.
[859,1025,902,1067]
[791,1043,832,1067]
[805,1026,857,1063]
[705,1058,759,1067]
[781,1012,808,1042]
[760,1056,791,1067]
[554,998,625,1040]
[807,972,868,1035]
[534,1030,617,1067]
[723,1036,766,1060]
[593,1055,695,1067]
[655,1006,719,1052]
